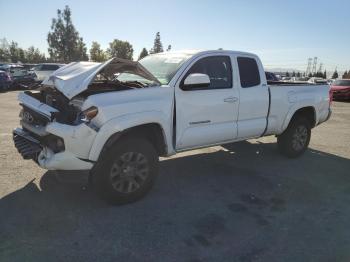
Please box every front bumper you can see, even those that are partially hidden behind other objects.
[37,147,94,170]
[13,128,42,159]
[14,91,98,170]
[13,127,95,170]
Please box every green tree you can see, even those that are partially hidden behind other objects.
[9,41,19,63]
[150,32,163,54]
[166,45,172,51]
[107,39,133,60]
[316,71,323,78]
[332,70,338,79]
[0,38,10,62]
[292,71,296,77]
[18,48,27,63]
[26,46,46,63]
[296,72,301,77]
[76,37,88,61]
[47,5,88,62]
[89,41,107,62]
[138,48,148,60]
[308,72,313,77]
[285,71,290,77]
[323,70,327,79]
[0,48,9,62]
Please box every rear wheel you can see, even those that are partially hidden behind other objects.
[277,117,311,158]
[91,137,158,205]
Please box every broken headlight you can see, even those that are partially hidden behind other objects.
[80,106,98,122]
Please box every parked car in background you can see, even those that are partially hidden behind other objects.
[0,64,36,89]
[282,76,292,82]
[290,77,309,84]
[308,77,328,84]
[31,63,64,82]
[331,79,350,100]
[0,70,12,91]
[265,71,279,82]
[327,79,335,85]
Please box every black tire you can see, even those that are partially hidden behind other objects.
[277,117,311,158]
[91,137,159,205]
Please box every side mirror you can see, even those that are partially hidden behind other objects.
[182,73,210,90]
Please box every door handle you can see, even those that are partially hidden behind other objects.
[223,97,238,103]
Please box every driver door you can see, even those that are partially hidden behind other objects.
[175,55,239,150]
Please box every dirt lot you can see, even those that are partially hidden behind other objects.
[0,91,349,262]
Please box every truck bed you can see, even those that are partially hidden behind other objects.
[265,83,331,136]
[268,81,328,86]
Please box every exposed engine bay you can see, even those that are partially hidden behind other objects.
[20,57,161,125]
[24,75,151,125]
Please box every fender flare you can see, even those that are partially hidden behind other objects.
[88,111,172,161]
[281,102,317,133]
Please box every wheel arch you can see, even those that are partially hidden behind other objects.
[282,106,316,132]
[88,112,172,162]
[119,123,168,156]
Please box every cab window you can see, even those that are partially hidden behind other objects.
[237,57,261,88]
[183,56,232,90]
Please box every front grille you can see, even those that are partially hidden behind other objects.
[20,106,50,126]
[13,129,42,160]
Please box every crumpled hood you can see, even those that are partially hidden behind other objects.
[42,57,161,99]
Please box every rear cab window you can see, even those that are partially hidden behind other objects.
[237,57,261,88]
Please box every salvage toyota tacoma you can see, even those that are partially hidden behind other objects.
[13,50,332,204]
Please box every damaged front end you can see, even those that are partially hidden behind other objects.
[13,57,160,170]
[13,89,97,170]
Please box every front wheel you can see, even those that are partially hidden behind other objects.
[91,137,159,205]
[277,117,311,158]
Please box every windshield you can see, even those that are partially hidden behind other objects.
[138,53,193,85]
[333,80,350,86]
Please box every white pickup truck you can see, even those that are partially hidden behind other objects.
[13,50,332,204]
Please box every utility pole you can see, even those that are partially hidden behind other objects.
[312,57,318,74]
[318,63,323,73]
[306,58,312,76]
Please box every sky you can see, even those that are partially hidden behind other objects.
[0,0,349,72]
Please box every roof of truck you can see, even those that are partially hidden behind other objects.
[159,49,257,57]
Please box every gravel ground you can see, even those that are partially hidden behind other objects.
[0,91,349,262]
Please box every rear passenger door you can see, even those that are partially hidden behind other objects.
[175,55,239,150]
[236,56,269,138]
